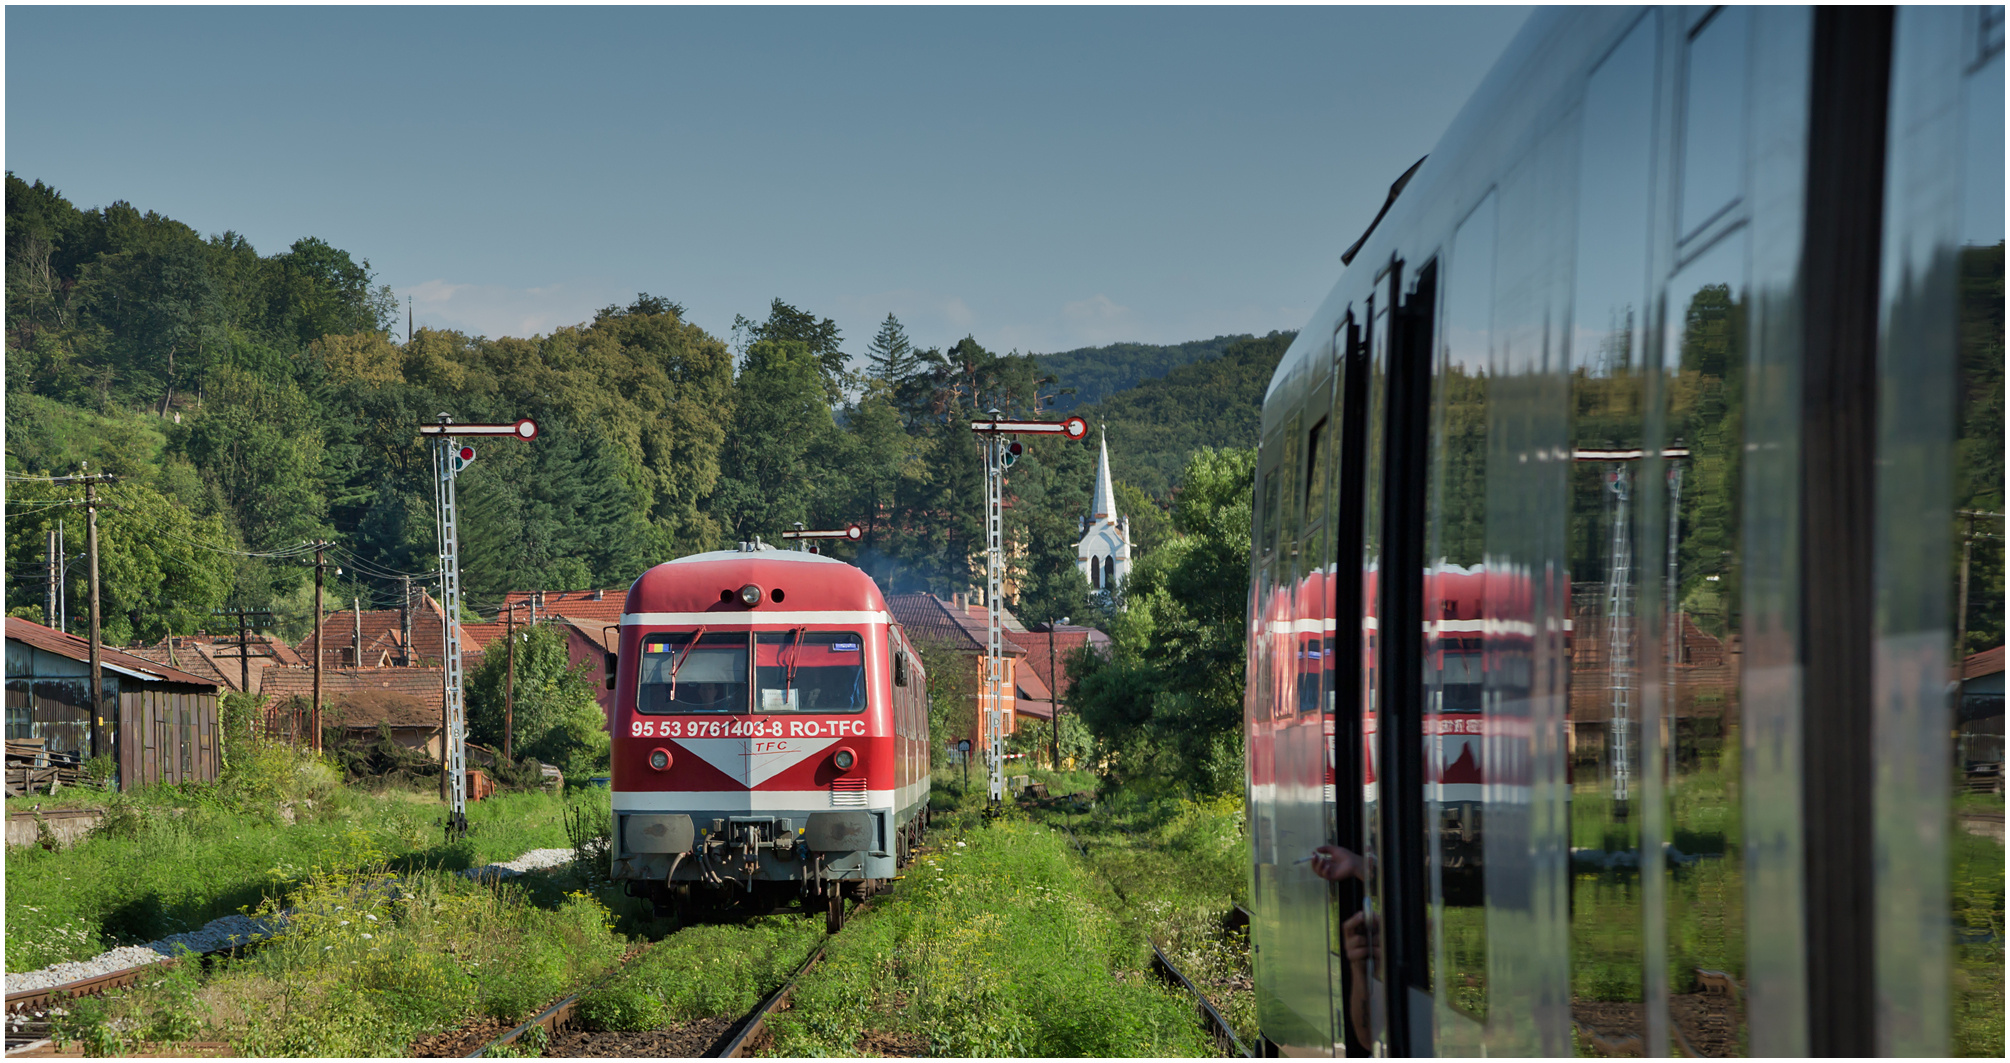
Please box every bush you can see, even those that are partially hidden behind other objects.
[764,816,1212,1057]
[50,850,633,1057]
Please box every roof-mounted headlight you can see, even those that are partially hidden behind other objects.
[738,584,762,607]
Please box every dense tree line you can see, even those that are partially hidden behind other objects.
[3,177,1281,648]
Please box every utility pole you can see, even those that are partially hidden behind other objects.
[46,530,57,630]
[311,542,332,751]
[211,607,276,694]
[354,596,364,670]
[400,575,412,666]
[85,467,105,766]
[503,601,527,762]
[57,520,67,634]
[1049,621,1061,772]
[968,412,1087,808]
[34,471,116,766]
[420,415,539,837]
[1955,510,2005,666]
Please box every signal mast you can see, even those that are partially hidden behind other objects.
[418,415,538,838]
[968,411,1088,807]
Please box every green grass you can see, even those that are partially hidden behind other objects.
[1951,795,2004,1057]
[761,790,1216,1057]
[49,844,634,1056]
[1024,777,1253,1049]
[6,746,593,972]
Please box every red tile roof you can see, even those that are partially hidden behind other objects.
[1011,628,1110,700]
[885,594,1026,656]
[1966,645,2004,681]
[259,665,447,725]
[6,618,218,688]
[296,592,481,668]
[499,588,629,628]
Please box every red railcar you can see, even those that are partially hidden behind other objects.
[606,544,929,925]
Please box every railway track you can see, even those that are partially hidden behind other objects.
[463,895,871,1059]
[4,955,242,1058]
[1055,823,1251,1057]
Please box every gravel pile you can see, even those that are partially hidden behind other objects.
[6,846,570,994]
[460,848,576,880]
[5,912,280,994]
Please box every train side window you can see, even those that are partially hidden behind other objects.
[1306,417,1330,532]
[1260,467,1282,559]
[1679,6,1750,238]
[1281,412,1304,564]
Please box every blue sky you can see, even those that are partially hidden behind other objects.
[6,5,1532,358]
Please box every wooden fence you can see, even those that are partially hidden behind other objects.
[117,688,220,789]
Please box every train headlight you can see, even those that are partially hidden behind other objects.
[649,748,672,771]
[738,583,763,607]
[832,747,856,772]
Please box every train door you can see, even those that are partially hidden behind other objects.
[1339,251,1440,1057]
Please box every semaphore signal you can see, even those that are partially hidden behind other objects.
[419,414,537,839]
[966,411,1087,810]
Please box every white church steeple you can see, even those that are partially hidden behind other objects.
[1078,427,1133,593]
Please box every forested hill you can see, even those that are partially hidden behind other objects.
[1030,335,1251,414]
[1083,332,1293,499]
[3,175,1287,644]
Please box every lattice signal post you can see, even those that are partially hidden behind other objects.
[419,416,538,837]
[968,413,1087,806]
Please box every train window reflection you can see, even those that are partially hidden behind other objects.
[755,631,868,713]
[638,632,750,714]
[1567,14,1657,1056]
[1950,35,2004,1058]
[1680,6,1749,238]
[1658,228,1749,1057]
[1430,190,1495,1024]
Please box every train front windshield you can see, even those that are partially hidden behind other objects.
[755,631,867,713]
[638,633,748,713]
[636,630,867,713]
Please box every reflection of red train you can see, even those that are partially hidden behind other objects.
[606,545,929,928]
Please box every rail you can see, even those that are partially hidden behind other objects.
[463,896,871,1059]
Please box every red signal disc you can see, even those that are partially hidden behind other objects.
[458,446,475,461]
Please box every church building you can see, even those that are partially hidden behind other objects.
[1077,429,1132,592]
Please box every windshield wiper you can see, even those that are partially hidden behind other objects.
[784,627,807,700]
[668,626,708,702]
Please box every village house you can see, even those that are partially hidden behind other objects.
[6,617,222,790]
[257,665,447,756]
[496,589,627,726]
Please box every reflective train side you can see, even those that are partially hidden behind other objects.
[1246,6,2002,1056]
[607,545,929,926]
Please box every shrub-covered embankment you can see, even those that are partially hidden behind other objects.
[48,838,632,1057]
[6,754,592,972]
